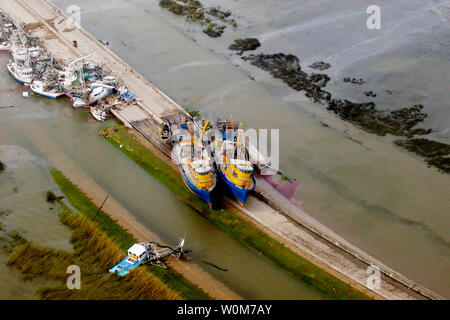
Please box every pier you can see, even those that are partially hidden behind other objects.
[1,0,444,300]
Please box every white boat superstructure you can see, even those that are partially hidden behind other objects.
[30,79,64,98]
[88,83,114,105]
[90,106,107,121]
[7,60,34,84]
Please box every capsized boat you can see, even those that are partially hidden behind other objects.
[90,106,107,122]
[88,83,115,105]
[172,121,219,209]
[213,122,255,207]
[7,60,34,84]
[109,238,189,276]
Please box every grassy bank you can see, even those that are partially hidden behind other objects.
[7,203,181,299]
[101,125,371,300]
[50,169,210,300]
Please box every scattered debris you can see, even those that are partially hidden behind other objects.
[309,61,331,70]
[343,77,365,85]
[46,190,64,203]
[364,91,377,97]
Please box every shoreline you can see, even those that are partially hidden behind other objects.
[0,0,444,300]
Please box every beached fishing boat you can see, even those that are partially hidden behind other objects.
[30,79,64,98]
[173,121,219,208]
[213,122,255,207]
[7,60,34,84]
[90,106,107,121]
[109,239,188,276]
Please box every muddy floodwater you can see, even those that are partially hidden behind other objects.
[51,0,449,297]
[0,51,324,299]
[1,0,449,298]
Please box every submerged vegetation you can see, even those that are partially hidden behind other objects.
[7,204,182,300]
[49,169,210,299]
[229,38,261,55]
[101,125,371,300]
[394,138,450,173]
[241,53,449,173]
[159,0,236,37]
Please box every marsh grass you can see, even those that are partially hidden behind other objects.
[49,169,210,300]
[101,125,371,300]
[7,205,181,299]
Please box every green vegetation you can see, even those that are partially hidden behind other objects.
[186,107,201,118]
[101,125,371,300]
[7,204,182,299]
[50,169,210,300]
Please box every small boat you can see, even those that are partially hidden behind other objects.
[90,106,107,122]
[109,239,188,276]
[7,61,34,84]
[11,46,28,62]
[88,83,114,105]
[30,79,64,99]
[0,41,10,51]
[173,121,219,208]
[213,122,255,207]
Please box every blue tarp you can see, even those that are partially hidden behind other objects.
[120,91,135,102]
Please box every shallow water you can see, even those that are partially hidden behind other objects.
[49,0,450,296]
[0,51,323,299]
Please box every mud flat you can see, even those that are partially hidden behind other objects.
[0,0,445,300]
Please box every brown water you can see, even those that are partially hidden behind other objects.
[0,51,323,299]
[49,0,449,297]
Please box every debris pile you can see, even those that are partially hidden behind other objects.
[0,10,138,122]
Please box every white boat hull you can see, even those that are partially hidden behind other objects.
[30,82,64,99]
[7,62,33,85]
